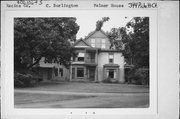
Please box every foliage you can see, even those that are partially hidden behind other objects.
[125,68,149,85]
[125,17,149,67]
[102,77,119,83]
[107,27,128,50]
[108,17,149,68]
[14,18,80,71]
[95,17,110,31]
[14,72,41,87]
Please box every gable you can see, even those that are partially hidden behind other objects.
[85,30,111,49]
[74,39,90,47]
[90,30,108,38]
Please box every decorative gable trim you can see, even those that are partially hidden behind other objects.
[73,39,91,47]
[84,29,110,40]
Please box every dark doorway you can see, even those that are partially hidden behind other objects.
[89,67,95,81]
[108,69,114,78]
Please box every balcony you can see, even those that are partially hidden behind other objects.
[85,58,95,63]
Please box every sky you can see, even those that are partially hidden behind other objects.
[74,10,133,39]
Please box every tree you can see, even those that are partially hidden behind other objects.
[14,18,79,72]
[95,17,109,31]
[126,17,149,68]
[107,27,129,50]
[108,17,149,68]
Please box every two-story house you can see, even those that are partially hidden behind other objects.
[70,30,125,83]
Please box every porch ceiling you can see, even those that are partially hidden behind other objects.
[103,64,120,67]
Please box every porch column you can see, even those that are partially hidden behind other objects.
[84,66,87,80]
[95,49,98,63]
[95,66,97,81]
[117,68,120,82]
[69,65,72,81]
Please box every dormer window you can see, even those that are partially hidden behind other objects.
[101,39,106,48]
[91,39,95,47]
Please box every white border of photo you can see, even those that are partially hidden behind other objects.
[1,1,179,119]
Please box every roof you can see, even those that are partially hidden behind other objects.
[99,49,123,52]
[103,64,120,67]
[84,29,109,41]
[39,63,55,68]
[73,38,91,47]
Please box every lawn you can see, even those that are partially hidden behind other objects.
[14,82,149,108]
[15,81,149,93]
[15,92,95,105]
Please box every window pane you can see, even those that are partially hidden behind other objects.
[109,54,113,59]
[91,39,95,43]
[78,53,85,57]
[77,68,84,77]
[109,53,114,63]
[101,44,106,48]
[102,39,106,43]
[72,68,75,79]
[59,68,63,77]
[109,59,113,63]
[78,57,84,61]
[55,68,58,76]
[108,69,114,78]
[91,44,95,47]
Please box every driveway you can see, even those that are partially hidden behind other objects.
[14,82,149,108]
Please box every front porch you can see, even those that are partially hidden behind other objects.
[70,65,97,82]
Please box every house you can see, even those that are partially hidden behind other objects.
[34,57,69,82]
[70,30,125,83]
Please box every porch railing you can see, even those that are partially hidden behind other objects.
[85,58,95,63]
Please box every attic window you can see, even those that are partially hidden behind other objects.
[91,39,95,47]
[102,39,106,43]
[101,39,106,48]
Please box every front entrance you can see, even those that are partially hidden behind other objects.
[88,67,95,81]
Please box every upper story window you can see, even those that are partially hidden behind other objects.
[101,39,106,48]
[77,53,85,61]
[91,39,95,47]
[109,53,114,63]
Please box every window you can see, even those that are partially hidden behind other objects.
[108,69,117,79]
[101,44,106,48]
[101,39,106,48]
[72,68,75,79]
[109,53,114,63]
[108,69,114,78]
[55,68,58,76]
[77,68,84,78]
[59,68,63,77]
[91,39,95,47]
[77,53,85,61]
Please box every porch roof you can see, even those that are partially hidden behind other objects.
[103,64,120,67]
[39,63,55,68]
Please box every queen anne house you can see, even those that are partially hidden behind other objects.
[70,30,125,83]
[36,29,125,83]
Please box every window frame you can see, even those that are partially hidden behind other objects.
[109,53,114,63]
[76,67,84,78]
[91,39,96,47]
[77,53,85,61]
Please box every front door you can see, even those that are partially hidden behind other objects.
[89,67,95,81]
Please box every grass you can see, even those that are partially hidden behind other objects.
[14,92,95,105]
[15,82,149,93]
[14,82,149,108]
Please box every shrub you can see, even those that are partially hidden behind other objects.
[103,77,119,83]
[14,72,40,87]
[126,68,149,85]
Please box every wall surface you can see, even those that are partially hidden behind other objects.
[85,30,111,49]
[97,52,125,82]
